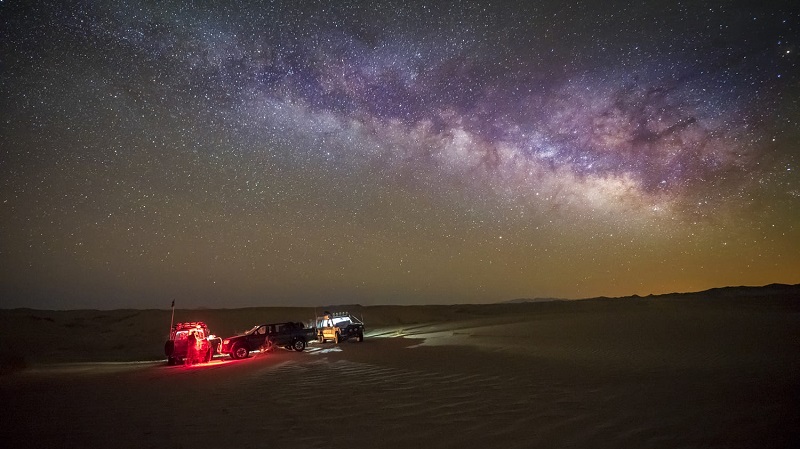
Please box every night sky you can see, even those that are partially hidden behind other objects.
[2,0,798,309]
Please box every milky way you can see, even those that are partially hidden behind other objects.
[2,1,798,308]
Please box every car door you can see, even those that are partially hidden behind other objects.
[271,323,288,346]
[248,325,268,350]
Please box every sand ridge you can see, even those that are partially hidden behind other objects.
[2,294,799,448]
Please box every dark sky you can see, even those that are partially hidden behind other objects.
[2,0,798,309]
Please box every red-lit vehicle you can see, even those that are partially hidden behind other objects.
[164,322,222,365]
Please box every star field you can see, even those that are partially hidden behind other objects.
[1,0,798,308]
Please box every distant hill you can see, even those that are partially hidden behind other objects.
[637,283,800,301]
[504,297,564,304]
[505,283,800,304]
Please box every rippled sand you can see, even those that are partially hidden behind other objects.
[2,295,799,448]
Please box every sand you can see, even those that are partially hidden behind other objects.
[2,293,799,448]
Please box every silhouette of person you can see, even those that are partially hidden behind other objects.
[186,330,197,366]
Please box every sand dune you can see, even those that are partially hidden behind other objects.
[2,290,799,448]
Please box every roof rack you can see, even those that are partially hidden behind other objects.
[172,321,208,331]
[317,312,363,324]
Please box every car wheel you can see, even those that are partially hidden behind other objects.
[293,339,306,352]
[203,348,213,363]
[232,343,249,359]
[318,335,325,343]
[167,357,176,366]
[334,332,340,344]
[356,332,364,342]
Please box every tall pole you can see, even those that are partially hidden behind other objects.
[170,300,175,335]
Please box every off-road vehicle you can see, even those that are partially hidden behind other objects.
[164,321,222,365]
[220,322,313,359]
[316,312,365,344]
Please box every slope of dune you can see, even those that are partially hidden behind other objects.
[2,286,799,448]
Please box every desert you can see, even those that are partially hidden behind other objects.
[5,1,800,447]
[1,285,799,449]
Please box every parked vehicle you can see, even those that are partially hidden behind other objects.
[164,321,222,365]
[316,312,364,344]
[220,322,313,359]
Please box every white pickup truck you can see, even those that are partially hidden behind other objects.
[315,312,365,344]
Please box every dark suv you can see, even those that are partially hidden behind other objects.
[220,322,313,359]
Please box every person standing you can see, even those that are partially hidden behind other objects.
[185,330,197,366]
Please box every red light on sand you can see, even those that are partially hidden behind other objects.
[177,357,245,370]
[182,355,217,368]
